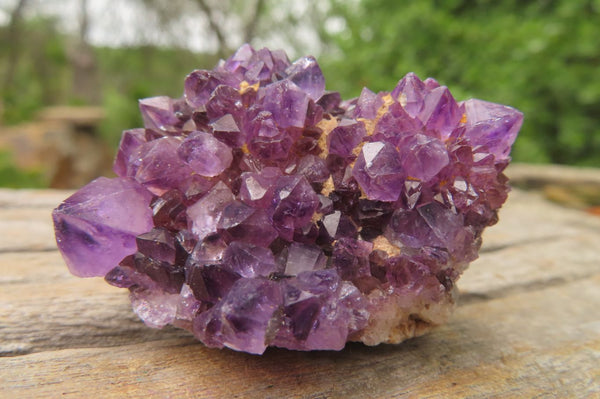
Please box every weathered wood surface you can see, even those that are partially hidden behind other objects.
[1,180,599,398]
[507,163,600,212]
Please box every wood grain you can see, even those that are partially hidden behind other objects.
[0,184,599,398]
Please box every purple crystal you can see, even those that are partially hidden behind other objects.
[352,141,405,201]
[220,43,255,75]
[332,238,373,280]
[210,114,244,148]
[418,86,463,139]
[133,136,194,194]
[327,119,366,157]
[354,87,383,119]
[462,99,523,160]
[192,278,282,354]
[373,102,423,146]
[205,85,244,122]
[271,175,319,241]
[272,269,367,351]
[258,80,309,128]
[295,155,329,185]
[184,70,233,108]
[222,241,277,278]
[130,288,181,328]
[247,111,294,161]
[53,45,523,354]
[114,128,146,177]
[221,209,278,247]
[178,131,233,177]
[53,177,154,277]
[319,210,358,241]
[188,234,227,265]
[186,263,241,304]
[385,202,476,261]
[217,201,255,230]
[317,91,342,113]
[136,227,177,264]
[284,242,327,276]
[385,256,444,301]
[151,189,188,231]
[391,72,427,117]
[187,181,234,240]
[284,56,326,101]
[239,167,280,208]
[139,96,180,131]
[219,44,290,85]
[398,134,449,182]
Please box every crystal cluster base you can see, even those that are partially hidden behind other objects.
[53,44,522,354]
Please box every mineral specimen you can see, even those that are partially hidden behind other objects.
[52,44,523,354]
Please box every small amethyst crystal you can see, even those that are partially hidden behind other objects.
[53,44,523,354]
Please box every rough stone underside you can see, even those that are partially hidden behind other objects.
[53,44,523,354]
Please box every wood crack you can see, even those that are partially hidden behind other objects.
[480,235,563,254]
[458,272,599,305]
[0,247,57,254]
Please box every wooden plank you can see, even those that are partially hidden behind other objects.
[0,253,190,356]
[0,188,72,208]
[0,184,599,398]
[0,188,69,251]
[1,276,598,398]
[507,162,600,187]
[506,163,600,211]
[0,208,58,251]
[462,190,600,300]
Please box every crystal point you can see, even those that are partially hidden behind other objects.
[353,141,404,201]
[53,177,154,277]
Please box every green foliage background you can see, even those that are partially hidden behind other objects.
[321,0,600,165]
[0,17,219,146]
[1,0,599,188]
[95,46,219,147]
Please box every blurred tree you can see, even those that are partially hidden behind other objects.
[139,0,325,57]
[2,0,28,92]
[194,0,228,57]
[242,0,265,43]
[321,0,600,166]
[0,12,68,123]
[69,0,99,104]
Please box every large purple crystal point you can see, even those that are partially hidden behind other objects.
[53,177,154,277]
[462,99,524,160]
[53,44,523,354]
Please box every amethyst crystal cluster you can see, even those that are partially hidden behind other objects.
[53,44,523,354]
